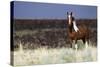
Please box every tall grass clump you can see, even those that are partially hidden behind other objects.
[13,44,97,66]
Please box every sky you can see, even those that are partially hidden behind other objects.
[12,1,97,19]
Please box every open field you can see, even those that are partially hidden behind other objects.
[12,45,97,66]
[11,19,97,66]
[12,19,97,50]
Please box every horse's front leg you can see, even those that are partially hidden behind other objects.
[85,39,89,49]
[75,39,78,51]
[69,39,73,48]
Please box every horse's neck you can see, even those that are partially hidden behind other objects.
[68,23,73,33]
[68,21,79,33]
[73,20,79,32]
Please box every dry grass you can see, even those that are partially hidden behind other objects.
[12,19,97,66]
[13,44,97,66]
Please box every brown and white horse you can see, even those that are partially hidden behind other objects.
[67,12,90,50]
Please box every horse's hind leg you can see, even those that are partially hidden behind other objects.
[83,38,88,48]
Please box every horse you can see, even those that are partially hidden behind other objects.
[67,12,90,50]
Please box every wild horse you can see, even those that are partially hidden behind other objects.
[67,12,90,50]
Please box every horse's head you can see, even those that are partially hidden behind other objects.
[67,12,74,25]
[67,12,75,32]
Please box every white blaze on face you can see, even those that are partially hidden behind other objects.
[68,14,71,25]
[73,20,79,32]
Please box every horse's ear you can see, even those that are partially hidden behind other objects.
[67,12,68,15]
[71,12,72,15]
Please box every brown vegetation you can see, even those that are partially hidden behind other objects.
[12,19,97,51]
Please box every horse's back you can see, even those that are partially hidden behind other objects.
[78,25,90,39]
[78,25,89,33]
